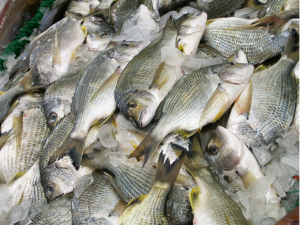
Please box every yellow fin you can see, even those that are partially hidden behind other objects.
[81,25,87,37]
[12,112,23,153]
[189,186,200,211]
[150,62,170,90]
[127,194,147,206]
[53,30,62,66]
[0,92,5,96]
[224,212,231,225]
[206,19,215,26]
[254,64,268,73]
[10,171,26,184]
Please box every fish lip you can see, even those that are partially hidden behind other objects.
[138,109,146,128]
[216,126,227,142]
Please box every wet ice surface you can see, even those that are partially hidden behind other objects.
[161,46,185,66]
[227,128,299,224]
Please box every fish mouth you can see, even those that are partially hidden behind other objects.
[138,109,146,128]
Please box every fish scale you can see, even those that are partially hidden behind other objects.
[203,17,292,64]
[232,57,296,147]
[258,0,286,18]
[0,105,49,184]
[72,172,120,225]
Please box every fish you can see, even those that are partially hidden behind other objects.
[204,126,279,204]
[194,0,248,19]
[40,113,99,202]
[157,0,193,14]
[66,0,99,16]
[115,15,187,128]
[84,16,115,50]
[177,9,208,55]
[227,29,298,147]
[72,171,122,225]
[110,0,139,31]
[30,194,73,225]
[283,0,299,11]
[258,0,286,18]
[42,64,88,128]
[0,92,49,184]
[81,159,193,225]
[38,0,71,34]
[49,40,147,170]
[202,10,299,64]
[172,134,250,225]
[8,160,46,206]
[0,0,41,55]
[131,51,254,165]
[116,151,185,225]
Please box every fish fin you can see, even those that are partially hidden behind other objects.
[189,186,201,211]
[150,62,170,90]
[18,64,44,90]
[0,129,14,150]
[12,111,24,153]
[154,151,185,191]
[224,212,231,225]
[231,80,252,118]
[103,172,129,202]
[129,133,162,167]
[173,129,197,138]
[206,19,215,26]
[165,13,188,31]
[254,65,268,73]
[81,25,87,37]
[0,92,5,96]
[282,28,299,62]
[8,99,20,114]
[245,0,264,8]
[48,137,86,170]
[110,199,127,217]
[126,129,147,143]
[250,9,299,32]
[53,30,62,66]
[9,171,27,184]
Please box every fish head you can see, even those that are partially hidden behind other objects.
[41,157,78,202]
[121,91,158,128]
[217,63,254,85]
[43,99,70,128]
[204,126,244,178]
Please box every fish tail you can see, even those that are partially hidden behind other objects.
[154,151,185,191]
[129,133,162,167]
[282,28,299,62]
[48,136,85,170]
[165,13,188,31]
[251,9,299,31]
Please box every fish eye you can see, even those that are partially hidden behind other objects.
[100,33,107,37]
[208,145,218,155]
[122,43,130,48]
[47,185,54,193]
[128,102,137,110]
[229,62,235,65]
[32,89,42,96]
[48,112,58,124]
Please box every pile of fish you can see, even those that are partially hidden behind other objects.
[0,0,299,224]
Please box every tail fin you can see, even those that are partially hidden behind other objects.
[154,151,185,192]
[282,28,299,62]
[48,136,86,170]
[129,133,162,167]
[251,9,299,32]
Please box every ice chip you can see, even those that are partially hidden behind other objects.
[234,7,257,18]
[284,164,299,177]
[98,124,118,148]
[0,185,10,199]
[109,151,127,167]
[281,154,299,170]
[260,217,276,225]
[276,135,298,153]
[236,190,249,211]
[272,179,286,197]
[11,205,24,223]
[281,199,295,212]
[253,147,272,166]
[249,198,266,225]
[73,174,94,199]
[181,55,202,74]
[262,162,283,177]
[161,46,185,66]
[248,176,274,199]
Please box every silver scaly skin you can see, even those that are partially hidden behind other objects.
[30,194,73,225]
[131,57,254,165]
[228,45,298,147]
[203,17,299,64]
[116,152,185,225]
[174,134,250,225]
[8,160,46,207]
[72,171,121,225]
[258,0,286,18]
[81,160,193,225]
[0,93,49,184]
[115,15,186,128]
[195,0,247,19]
